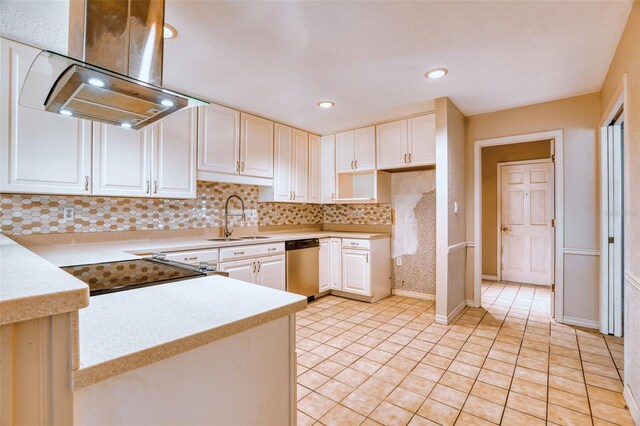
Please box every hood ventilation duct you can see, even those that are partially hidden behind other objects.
[19,0,206,130]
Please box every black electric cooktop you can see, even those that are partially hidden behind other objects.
[62,259,204,296]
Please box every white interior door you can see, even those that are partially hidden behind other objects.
[501,162,554,285]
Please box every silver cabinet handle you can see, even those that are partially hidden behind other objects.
[84,176,89,191]
[153,180,158,194]
[408,153,412,163]
[355,160,358,169]
[293,191,296,199]
[331,192,335,200]
[366,253,369,263]
[404,154,407,164]
[184,256,198,263]
[236,161,239,172]
[146,180,150,194]
[241,161,245,172]
[289,191,293,200]
[234,251,245,256]
[351,160,354,169]
[257,261,261,272]
[252,261,256,273]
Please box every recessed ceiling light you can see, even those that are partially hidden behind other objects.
[60,109,73,116]
[163,24,177,39]
[120,123,132,129]
[160,99,175,107]
[88,77,105,87]
[425,68,448,79]
[317,101,335,109]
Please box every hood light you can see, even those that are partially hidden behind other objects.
[425,68,448,79]
[60,109,73,116]
[317,101,335,109]
[120,123,132,129]
[161,99,175,107]
[88,77,105,87]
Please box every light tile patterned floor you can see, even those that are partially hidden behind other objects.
[295,281,633,426]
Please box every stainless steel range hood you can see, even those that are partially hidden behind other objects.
[19,0,206,130]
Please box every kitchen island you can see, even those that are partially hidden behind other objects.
[0,233,307,425]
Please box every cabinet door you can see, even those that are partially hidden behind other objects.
[256,254,286,291]
[0,38,92,195]
[335,131,354,173]
[330,238,342,290]
[376,119,408,170]
[219,259,256,284]
[342,249,370,296]
[320,135,336,204]
[354,126,376,171]
[319,239,331,292]
[93,123,152,197]
[408,114,436,166]
[292,128,308,202]
[308,134,321,204]
[152,107,197,199]
[273,123,293,201]
[198,104,240,175]
[240,113,274,178]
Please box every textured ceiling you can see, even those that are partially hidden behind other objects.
[162,0,631,134]
[0,1,633,135]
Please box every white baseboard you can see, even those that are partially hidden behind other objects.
[562,316,599,329]
[392,289,436,301]
[466,299,475,307]
[435,299,467,325]
[482,275,498,281]
[624,384,640,426]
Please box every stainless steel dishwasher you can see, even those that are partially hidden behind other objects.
[286,238,320,299]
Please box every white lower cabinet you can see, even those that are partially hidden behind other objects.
[319,239,331,293]
[219,253,285,291]
[342,249,371,296]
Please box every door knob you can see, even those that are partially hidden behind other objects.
[502,227,510,233]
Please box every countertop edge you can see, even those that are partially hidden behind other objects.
[0,287,89,326]
[71,298,307,390]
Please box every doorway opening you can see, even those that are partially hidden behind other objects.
[473,131,564,319]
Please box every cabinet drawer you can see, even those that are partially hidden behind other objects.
[163,249,218,265]
[341,239,370,250]
[219,243,285,261]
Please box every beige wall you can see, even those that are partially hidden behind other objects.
[600,1,640,415]
[436,97,467,322]
[481,140,552,277]
[465,93,601,326]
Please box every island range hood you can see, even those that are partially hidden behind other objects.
[19,0,206,130]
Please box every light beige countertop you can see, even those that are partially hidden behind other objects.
[0,234,89,325]
[73,275,306,389]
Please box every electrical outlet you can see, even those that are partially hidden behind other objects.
[396,257,402,266]
[62,207,75,221]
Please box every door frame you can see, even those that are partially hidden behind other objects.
[496,158,554,283]
[473,130,564,321]
[599,74,629,338]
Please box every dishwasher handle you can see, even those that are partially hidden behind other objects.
[285,238,320,251]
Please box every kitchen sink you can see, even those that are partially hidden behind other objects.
[238,236,271,240]
[206,238,243,242]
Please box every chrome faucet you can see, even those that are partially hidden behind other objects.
[224,195,246,238]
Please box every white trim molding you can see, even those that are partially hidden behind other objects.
[563,248,600,257]
[447,241,468,254]
[482,275,498,281]
[562,316,599,329]
[466,242,475,249]
[435,299,467,325]
[392,289,436,301]
[624,384,640,426]
[473,130,564,322]
[466,299,475,307]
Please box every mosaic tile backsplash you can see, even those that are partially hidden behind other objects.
[0,182,392,235]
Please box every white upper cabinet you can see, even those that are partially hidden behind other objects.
[335,126,376,173]
[354,126,376,171]
[197,104,240,176]
[407,114,436,166]
[335,130,355,173]
[0,38,92,195]
[308,134,321,204]
[292,129,308,202]
[152,108,197,199]
[94,108,197,198]
[376,114,435,170]
[240,113,274,179]
[93,123,153,197]
[376,119,408,169]
[260,124,308,203]
[320,135,336,204]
